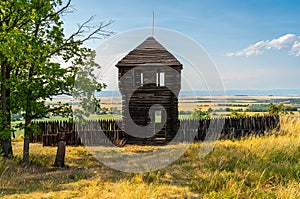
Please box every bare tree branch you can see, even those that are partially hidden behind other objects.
[48,16,114,58]
[80,19,115,42]
[56,0,72,16]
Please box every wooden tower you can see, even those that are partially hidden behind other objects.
[116,37,183,143]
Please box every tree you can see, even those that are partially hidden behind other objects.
[268,103,284,115]
[191,106,210,119]
[0,0,34,158]
[0,0,112,162]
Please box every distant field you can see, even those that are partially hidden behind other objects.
[50,94,300,109]
[13,94,300,125]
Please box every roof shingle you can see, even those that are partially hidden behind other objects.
[116,37,182,68]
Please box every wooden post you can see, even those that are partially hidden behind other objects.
[54,128,67,167]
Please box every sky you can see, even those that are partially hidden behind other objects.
[62,0,300,91]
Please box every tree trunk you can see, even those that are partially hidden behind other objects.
[54,131,66,167]
[6,65,13,156]
[23,115,31,163]
[1,61,13,158]
[0,140,9,159]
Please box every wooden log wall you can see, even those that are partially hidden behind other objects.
[30,115,280,146]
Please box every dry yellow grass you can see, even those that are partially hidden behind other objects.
[1,115,300,198]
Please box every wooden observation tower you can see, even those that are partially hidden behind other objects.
[116,37,183,143]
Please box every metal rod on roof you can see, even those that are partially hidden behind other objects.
[152,10,155,37]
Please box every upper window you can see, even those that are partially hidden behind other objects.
[156,71,165,86]
[134,70,144,87]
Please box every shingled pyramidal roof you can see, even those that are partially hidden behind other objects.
[116,37,182,68]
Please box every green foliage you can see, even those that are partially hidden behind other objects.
[268,103,284,115]
[1,0,111,126]
[246,104,269,112]
[0,0,112,160]
[191,106,210,119]
[72,50,107,122]
[230,110,247,118]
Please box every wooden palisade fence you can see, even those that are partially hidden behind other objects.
[30,115,280,147]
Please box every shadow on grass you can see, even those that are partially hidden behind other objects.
[0,151,131,197]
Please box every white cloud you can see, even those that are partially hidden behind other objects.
[265,34,297,50]
[226,34,300,57]
[226,40,266,57]
[289,41,300,56]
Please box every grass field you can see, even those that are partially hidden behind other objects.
[1,115,300,198]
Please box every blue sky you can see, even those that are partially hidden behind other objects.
[62,0,300,90]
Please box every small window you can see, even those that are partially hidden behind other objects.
[160,72,165,86]
[134,70,144,86]
[155,110,162,123]
[156,71,165,86]
[140,72,144,86]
